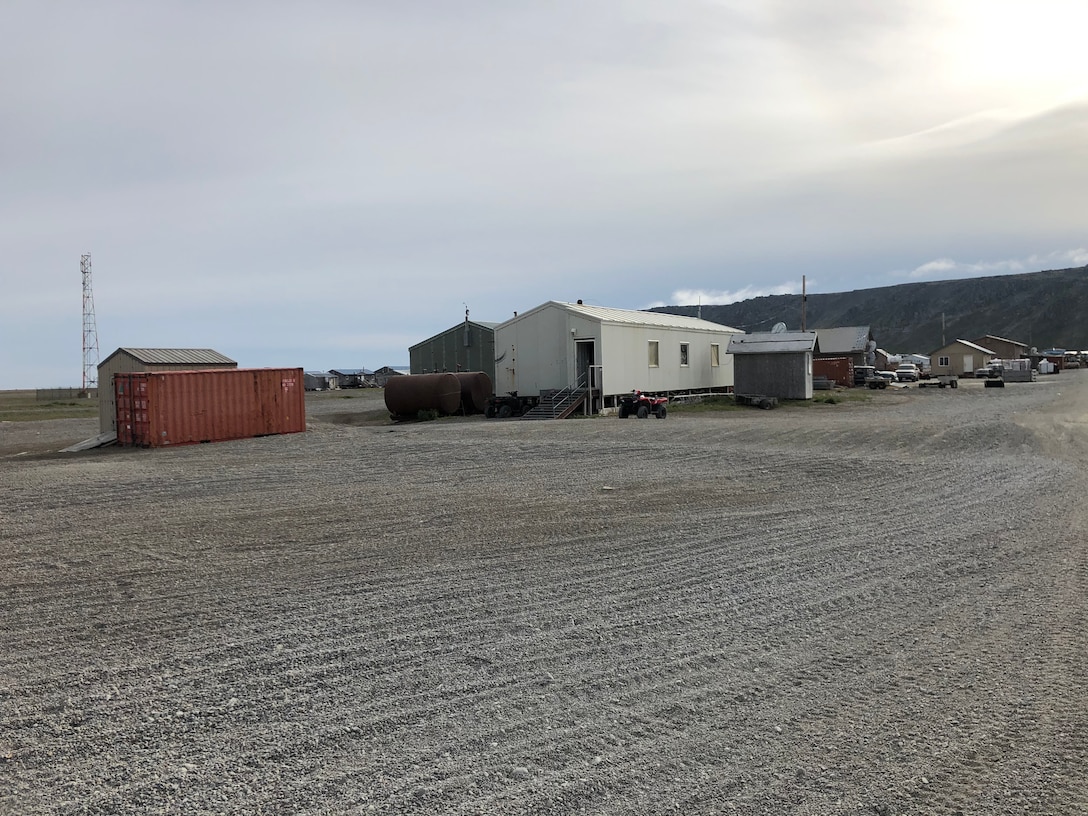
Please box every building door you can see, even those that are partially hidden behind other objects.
[962,354,973,376]
[576,340,596,387]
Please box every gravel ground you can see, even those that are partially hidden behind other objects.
[1,375,1086,815]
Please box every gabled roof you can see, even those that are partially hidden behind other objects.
[815,326,872,354]
[932,339,995,355]
[727,331,818,354]
[505,301,742,333]
[101,347,236,367]
[329,368,374,376]
[411,320,500,349]
[973,334,1028,348]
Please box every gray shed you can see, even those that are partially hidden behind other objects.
[97,347,237,433]
[727,331,819,400]
[410,316,499,384]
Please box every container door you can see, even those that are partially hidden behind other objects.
[115,375,151,447]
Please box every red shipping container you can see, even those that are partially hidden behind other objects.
[115,368,305,447]
[813,356,853,387]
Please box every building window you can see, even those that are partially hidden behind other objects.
[938,355,950,367]
[680,343,689,367]
[710,343,720,367]
[648,341,659,367]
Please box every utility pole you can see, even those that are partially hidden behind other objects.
[81,253,100,394]
[801,275,807,331]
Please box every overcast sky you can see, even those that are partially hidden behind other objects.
[2,1,1086,389]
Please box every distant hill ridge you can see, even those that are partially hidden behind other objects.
[650,265,1088,354]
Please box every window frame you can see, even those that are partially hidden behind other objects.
[648,340,660,368]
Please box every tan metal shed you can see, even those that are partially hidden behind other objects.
[97,348,237,433]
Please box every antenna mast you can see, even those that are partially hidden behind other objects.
[81,253,100,393]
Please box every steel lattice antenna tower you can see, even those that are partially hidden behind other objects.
[81,253,100,392]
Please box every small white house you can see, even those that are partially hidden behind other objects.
[493,301,742,411]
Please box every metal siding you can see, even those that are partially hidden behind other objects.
[734,353,811,399]
[411,323,497,383]
[602,323,736,394]
[115,368,305,447]
[98,352,238,434]
[813,357,853,387]
[494,305,567,395]
[497,304,738,397]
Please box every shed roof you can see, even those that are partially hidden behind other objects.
[815,326,872,354]
[727,331,818,354]
[100,347,236,367]
[507,301,742,333]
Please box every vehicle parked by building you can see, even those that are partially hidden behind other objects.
[854,365,877,386]
[895,363,919,382]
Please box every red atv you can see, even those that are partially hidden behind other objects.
[618,390,668,419]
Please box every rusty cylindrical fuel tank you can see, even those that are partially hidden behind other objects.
[453,371,493,414]
[384,373,462,417]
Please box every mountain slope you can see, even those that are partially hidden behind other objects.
[651,265,1088,354]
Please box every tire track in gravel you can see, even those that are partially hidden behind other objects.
[3,376,1087,814]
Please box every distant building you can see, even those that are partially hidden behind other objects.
[814,326,875,367]
[304,371,339,391]
[97,347,237,434]
[728,331,818,400]
[373,366,408,387]
[329,368,374,388]
[929,339,995,377]
[971,335,1028,361]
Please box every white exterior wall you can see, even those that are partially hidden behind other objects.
[600,323,735,394]
[494,305,572,395]
[494,302,737,397]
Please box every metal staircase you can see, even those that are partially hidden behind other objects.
[519,372,593,420]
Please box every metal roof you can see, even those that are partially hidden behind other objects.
[727,331,818,354]
[974,334,1027,348]
[329,368,374,376]
[411,319,500,349]
[952,339,995,354]
[815,326,872,354]
[105,347,237,366]
[514,301,743,333]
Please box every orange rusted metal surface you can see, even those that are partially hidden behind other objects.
[115,368,305,447]
[813,356,853,387]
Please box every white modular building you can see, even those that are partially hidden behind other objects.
[493,301,743,411]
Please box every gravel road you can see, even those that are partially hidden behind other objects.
[2,374,1086,815]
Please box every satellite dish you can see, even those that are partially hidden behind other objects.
[867,340,877,351]
[771,322,787,334]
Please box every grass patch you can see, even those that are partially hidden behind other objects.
[0,391,99,422]
[668,389,872,413]
[667,396,746,413]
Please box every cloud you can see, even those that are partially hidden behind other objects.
[2,1,1087,388]
[646,282,804,308]
[897,248,1088,281]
